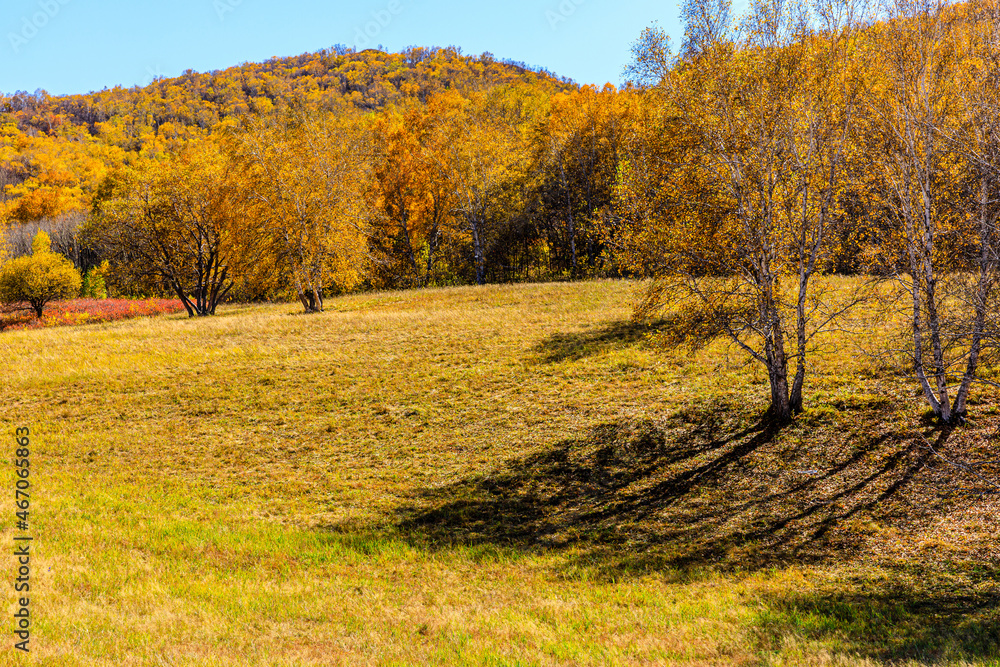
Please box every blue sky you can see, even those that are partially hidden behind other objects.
[0,0,689,96]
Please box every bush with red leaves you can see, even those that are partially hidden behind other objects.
[0,298,186,332]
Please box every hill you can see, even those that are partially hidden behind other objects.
[2,46,575,141]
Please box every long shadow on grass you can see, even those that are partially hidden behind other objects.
[754,566,1000,662]
[533,318,667,363]
[391,404,982,575]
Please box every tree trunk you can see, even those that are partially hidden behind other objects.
[954,179,995,418]
[760,265,793,423]
[172,280,196,318]
[399,207,420,286]
[920,194,952,421]
[425,226,439,287]
[470,215,485,285]
[766,321,793,423]
[293,271,319,313]
[790,262,810,414]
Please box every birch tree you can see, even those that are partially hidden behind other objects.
[225,105,371,312]
[625,0,868,422]
[871,0,1000,422]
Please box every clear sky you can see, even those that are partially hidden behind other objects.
[0,0,689,96]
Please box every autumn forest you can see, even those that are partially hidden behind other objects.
[3,0,1000,425]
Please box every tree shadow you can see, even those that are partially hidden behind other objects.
[389,405,990,578]
[532,318,668,363]
[347,399,1000,662]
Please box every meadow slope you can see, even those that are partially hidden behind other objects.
[1,280,997,666]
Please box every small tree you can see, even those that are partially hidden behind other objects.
[81,261,109,299]
[0,230,82,317]
[224,105,371,312]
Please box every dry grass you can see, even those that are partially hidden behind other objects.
[0,279,997,665]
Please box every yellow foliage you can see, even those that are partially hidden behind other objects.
[0,230,81,317]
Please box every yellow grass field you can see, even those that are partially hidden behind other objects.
[1,279,997,666]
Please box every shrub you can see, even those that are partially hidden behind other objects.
[0,298,185,332]
[0,231,82,318]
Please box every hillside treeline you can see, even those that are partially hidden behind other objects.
[1,46,619,296]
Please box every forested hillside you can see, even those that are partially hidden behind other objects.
[4,46,573,139]
[1,45,618,294]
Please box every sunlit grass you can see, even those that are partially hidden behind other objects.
[0,279,997,665]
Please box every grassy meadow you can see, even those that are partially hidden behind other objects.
[1,279,998,666]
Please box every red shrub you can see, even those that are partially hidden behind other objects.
[0,299,186,332]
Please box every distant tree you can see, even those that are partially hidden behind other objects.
[80,260,109,299]
[367,99,465,288]
[436,87,541,285]
[224,104,371,312]
[0,229,81,317]
[533,85,626,279]
[88,143,253,317]
[30,229,50,254]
